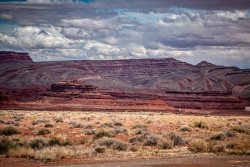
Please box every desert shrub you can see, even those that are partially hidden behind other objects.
[179,126,192,132]
[132,124,147,129]
[98,138,115,147]
[80,138,89,145]
[94,130,113,139]
[0,120,4,124]
[0,140,16,154]
[62,140,71,146]
[129,134,147,144]
[158,139,174,149]
[100,122,113,128]
[85,129,96,135]
[7,146,34,158]
[114,127,128,135]
[55,117,63,123]
[48,138,61,146]
[0,126,20,136]
[210,133,226,141]
[44,123,54,128]
[225,131,236,137]
[208,142,225,154]
[112,141,127,151]
[95,147,105,153]
[193,121,208,129]
[143,136,158,146]
[30,139,46,149]
[113,122,123,126]
[4,120,15,125]
[225,142,250,155]
[135,127,148,135]
[130,146,138,152]
[70,122,82,128]
[167,132,186,146]
[37,129,51,135]
[98,138,127,151]
[231,126,250,134]
[84,124,94,129]
[34,146,70,161]
[226,142,237,149]
[188,139,207,153]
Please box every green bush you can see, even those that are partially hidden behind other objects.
[37,129,51,135]
[0,126,20,136]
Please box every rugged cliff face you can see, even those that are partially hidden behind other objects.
[0,51,33,62]
[0,51,249,112]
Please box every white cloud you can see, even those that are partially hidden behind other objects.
[0,26,72,49]
[0,13,13,20]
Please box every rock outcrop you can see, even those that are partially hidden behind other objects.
[0,51,249,112]
[0,51,33,62]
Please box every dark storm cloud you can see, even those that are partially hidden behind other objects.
[0,0,250,68]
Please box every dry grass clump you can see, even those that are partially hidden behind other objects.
[0,126,20,136]
[30,139,46,149]
[95,147,105,153]
[165,132,186,146]
[207,141,225,154]
[69,122,83,128]
[179,126,192,132]
[37,128,51,135]
[54,117,63,123]
[113,127,128,135]
[34,146,72,161]
[7,146,34,158]
[188,139,208,153]
[129,133,174,149]
[193,121,208,129]
[48,138,61,146]
[225,131,236,137]
[98,137,127,151]
[225,142,250,155]
[231,126,250,134]
[210,133,226,141]
[0,139,16,154]
[94,130,114,139]
[85,129,96,135]
[44,123,54,128]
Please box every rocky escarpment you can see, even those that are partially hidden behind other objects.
[0,51,33,62]
[0,51,249,112]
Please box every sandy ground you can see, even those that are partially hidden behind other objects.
[54,156,250,167]
[1,155,249,167]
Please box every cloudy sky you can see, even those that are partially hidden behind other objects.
[0,0,250,68]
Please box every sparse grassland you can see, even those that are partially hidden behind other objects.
[0,110,249,162]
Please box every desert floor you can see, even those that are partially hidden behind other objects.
[0,110,249,167]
